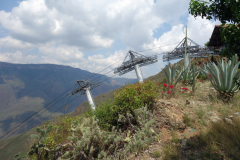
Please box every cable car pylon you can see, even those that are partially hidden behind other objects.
[70,80,100,109]
[114,50,158,83]
[163,26,215,63]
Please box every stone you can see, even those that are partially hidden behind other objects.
[226,115,233,120]
[208,111,213,115]
[182,139,187,147]
[224,117,233,124]
[234,112,239,117]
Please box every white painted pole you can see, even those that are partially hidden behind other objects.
[185,26,189,68]
[134,64,143,83]
[85,88,96,109]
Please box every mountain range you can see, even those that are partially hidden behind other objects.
[0,61,137,139]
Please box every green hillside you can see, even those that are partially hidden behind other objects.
[0,62,136,141]
[0,59,172,160]
[2,57,240,160]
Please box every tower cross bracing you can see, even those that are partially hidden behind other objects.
[114,50,158,83]
[163,37,216,62]
[70,80,100,109]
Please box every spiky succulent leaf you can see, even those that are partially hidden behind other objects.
[163,64,183,86]
[200,54,240,94]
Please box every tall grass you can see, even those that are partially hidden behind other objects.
[199,118,240,159]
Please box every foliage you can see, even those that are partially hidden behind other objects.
[200,54,240,102]
[197,74,208,81]
[220,24,240,57]
[65,106,156,159]
[14,152,27,160]
[191,63,197,95]
[15,104,158,160]
[15,125,53,160]
[125,107,156,153]
[151,151,161,158]
[114,81,158,115]
[204,41,209,46]
[180,64,199,86]
[162,63,184,86]
[183,114,192,127]
[94,99,119,130]
[91,81,158,131]
[67,116,123,159]
[188,0,240,58]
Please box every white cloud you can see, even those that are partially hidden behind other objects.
[0,51,37,63]
[39,45,84,62]
[0,36,34,50]
[0,0,190,50]
[143,15,220,54]
[0,0,220,79]
[187,15,220,45]
[87,50,126,74]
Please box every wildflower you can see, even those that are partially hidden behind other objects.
[167,91,171,94]
[169,85,174,89]
[208,73,212,79]
[181,87,188,91]
[182,91,184,93]
[190,91,192,92]
[163,84,168,87]
[173,79,175,81]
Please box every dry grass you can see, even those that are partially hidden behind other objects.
[199,118,240,159]
[158,78,240,159]
[162,143,181,160]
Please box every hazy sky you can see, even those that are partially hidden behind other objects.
[0,0,219,79]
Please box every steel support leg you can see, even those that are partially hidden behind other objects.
[85,88,96,109]
[134,64,143,83]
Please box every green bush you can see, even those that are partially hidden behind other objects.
[114,81,158,115]
[93,81,158,130]
[94,100,119,130]
[197,74,208,80]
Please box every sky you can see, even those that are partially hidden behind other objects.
[0,0,220,80]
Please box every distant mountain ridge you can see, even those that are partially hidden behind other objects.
[0,61,137,138]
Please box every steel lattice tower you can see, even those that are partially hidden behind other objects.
[163,37,216,63]
[114,50,158,83]
[70,80,100,109]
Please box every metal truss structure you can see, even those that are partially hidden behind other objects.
[114,50,158,83]
[70,80,100,109]
[163,37,216,62]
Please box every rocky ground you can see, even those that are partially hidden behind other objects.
[127,81,240,160]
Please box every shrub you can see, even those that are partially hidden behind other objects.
[94,81,158,130]
[197,74,208,80]
[66,107,156,160]
[94,99,119,130]
[114,80,158,115]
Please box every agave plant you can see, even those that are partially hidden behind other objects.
[180,64,199,86]
[191,63,198,95]
[162,63,184,86]
[200,54,240,102]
